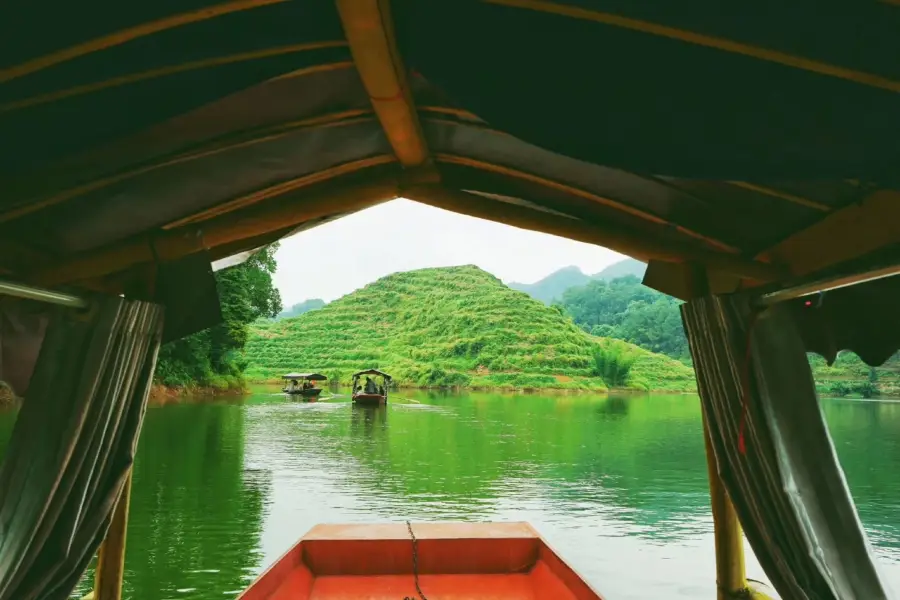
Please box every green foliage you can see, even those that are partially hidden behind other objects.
[557,275,689,360]
[555,274,900,396]
[154,246,282,389]
[592,340,640,387]
[244,265,695,391]
[809,351,900,398]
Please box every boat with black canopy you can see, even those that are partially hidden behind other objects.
[281,372,327,398]
[351,369,391,405]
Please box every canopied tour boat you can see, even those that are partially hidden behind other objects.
[282,372,327,398]
[351,369,392,405]
[1,1,899,599]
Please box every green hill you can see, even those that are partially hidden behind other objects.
[244,266,695,392]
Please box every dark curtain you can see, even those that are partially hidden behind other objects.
[681,294,890,600]
[0,295,164,600]
[0,300,49,398]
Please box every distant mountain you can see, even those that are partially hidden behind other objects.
[594,258,647,281]
[509,266,591,304]
[277,298,326,320]
[511,258,648,305]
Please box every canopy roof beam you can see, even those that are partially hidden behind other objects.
[0,45,348,114]
[0,0,290,83]
[486,0,900,94]
[30,177,400,287]
[0,76,363,225]
[762,189,900,276]
[336,0,437,179]
[404,185,785,282]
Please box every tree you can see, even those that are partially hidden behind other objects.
[154,245,282,389]
[557,276,689,361]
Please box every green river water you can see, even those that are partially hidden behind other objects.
[1,389,899,599]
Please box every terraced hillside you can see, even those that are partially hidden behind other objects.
[245,266,695,391]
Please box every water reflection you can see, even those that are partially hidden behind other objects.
[2,391,900,600]
[349,404,387,440]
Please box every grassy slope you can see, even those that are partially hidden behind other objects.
[809,352,900,397]
[245,266,695,392]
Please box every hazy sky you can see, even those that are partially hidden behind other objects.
[272,199,624,306]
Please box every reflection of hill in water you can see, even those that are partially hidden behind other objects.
[246,392,713,530]
[124,404,269,599]
[3,391,898,598]
[245,392,900,550]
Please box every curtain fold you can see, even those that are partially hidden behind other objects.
[0,295,163,600]
[682,294,891,600]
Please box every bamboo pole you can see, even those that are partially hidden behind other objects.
[702,416,747,599]
[685,263,748,600]
[94,471,133,600]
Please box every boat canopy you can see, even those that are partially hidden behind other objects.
[2,1,900,361]
[281,373,327,381]
[352,369,392,380]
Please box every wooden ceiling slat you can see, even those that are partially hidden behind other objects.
[0,108,369,224]
[405,184,785,282]
[434,153,739,253]
[726,181,831,212]
[0,0,290,84]
[762,188,900,277]
[0,45,348,113]
[30,177,401,287]
[485,0,900,94]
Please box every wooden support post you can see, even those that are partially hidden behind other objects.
[685,263,748,600]
[94,471,133,600]
[702,417,747,599]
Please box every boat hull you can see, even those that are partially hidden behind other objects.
[352,393,385,405]
[283,388,323,398]
[237,522,603,599]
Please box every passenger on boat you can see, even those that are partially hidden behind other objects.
[364,377,377,394]
[302,380,311,391]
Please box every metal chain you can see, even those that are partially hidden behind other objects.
[403,520,428,600]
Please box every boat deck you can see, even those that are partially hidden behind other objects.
[239,523,602,599]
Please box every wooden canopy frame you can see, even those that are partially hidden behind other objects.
[1,0,897,305]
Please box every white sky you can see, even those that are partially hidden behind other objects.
[272,198,624,306]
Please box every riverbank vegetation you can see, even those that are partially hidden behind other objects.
[535,262,900,398]
[244,266,695,392]
[153,246,282,393]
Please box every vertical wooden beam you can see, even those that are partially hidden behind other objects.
[684,263,748,600]
[94,471,133,600]
[702,418,748,599]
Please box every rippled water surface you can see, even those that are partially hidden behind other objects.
[2,389,899,599]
